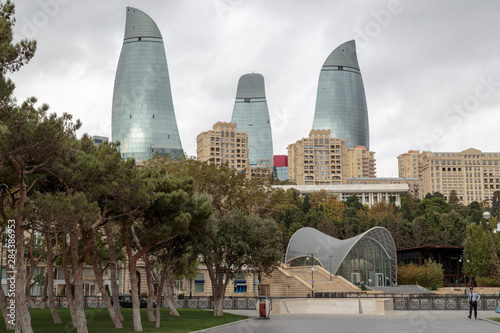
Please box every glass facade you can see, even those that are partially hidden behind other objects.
[231,73,273,166]
[112,7,182,161]
[274,166,289,181]
[312,40,369,149]
[285,227,397,286]
[337,237,392,286]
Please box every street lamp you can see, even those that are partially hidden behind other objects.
[458,255,469,287]
[483,211,491,227]
[329,255,332,281]
[311,266,315,297]
[306,252,318,297]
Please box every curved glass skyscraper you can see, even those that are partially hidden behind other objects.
[112,7,182,161]
[312,40,369,149]
[231,73,273,166]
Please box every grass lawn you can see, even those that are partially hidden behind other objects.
[488,317,500,323]
[0,308,248,333]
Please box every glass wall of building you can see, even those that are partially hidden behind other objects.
[285,227,397,286]
[337,237,392,286]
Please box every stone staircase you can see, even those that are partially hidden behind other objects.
[284,266,362,293]
[261,265,362,297]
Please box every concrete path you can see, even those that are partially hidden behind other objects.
[196,310,500,333]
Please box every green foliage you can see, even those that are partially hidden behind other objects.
[397,259,444,288]
[195,209,282,279]
[33,273,45,286]
[463,224,491,279]
[492,191,500,218]
[430,282,437,291]
[448,190,459,205]
[476,277,500,287]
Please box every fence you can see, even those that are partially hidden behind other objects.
[176,297,257,310]
[27,296,258,310]
[313,292,499,311]
[27,294,499,311]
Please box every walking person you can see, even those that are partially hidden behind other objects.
[468,287,480,319]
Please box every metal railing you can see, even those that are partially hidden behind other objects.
[25,294,498,311]
[312,292,499,311]
[25,296,258,310]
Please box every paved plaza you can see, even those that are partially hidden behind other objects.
[195,310,500,333]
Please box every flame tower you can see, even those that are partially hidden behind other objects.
[312,40,369,149]
[112,7,182,161]
[231,73,274,167]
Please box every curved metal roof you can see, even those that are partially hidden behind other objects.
[285,227,397,284]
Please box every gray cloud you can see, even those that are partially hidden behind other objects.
[9,0,500,176]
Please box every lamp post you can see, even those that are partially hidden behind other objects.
[459,255,469,287]
[311,266,315,297]
[329,255,332,281]
[482,211,491,229]
[306,252,318,297]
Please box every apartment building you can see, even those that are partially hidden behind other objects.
[287,130,346,185]
[421,148,500,205]
[398,150,423,179]
[346,145,376,178]
[196,122,250,175]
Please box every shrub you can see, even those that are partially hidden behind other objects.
[476,277,500,287]
[360,284,367,291]
[397,259,444,288]
[178,293,184,299]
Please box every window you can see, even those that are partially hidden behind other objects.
[234,272,247,293]
[194,273,205,292]
[174,280,183,292]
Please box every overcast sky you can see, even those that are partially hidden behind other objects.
[10,0,500,176]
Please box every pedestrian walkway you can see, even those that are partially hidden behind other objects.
[196,310,500,333]
[369,284,432,294]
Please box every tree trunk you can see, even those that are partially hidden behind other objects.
[15,214,34,333]
[40,269,48,310]
[210,271,228,317]
[61,233,78,329]
[164,269,179,316]
[44,229,62,324]
[69,226,88,333]
[104,223,124,321]
[155,267,168,328]
[212,296,224,317]
[25,233,37,308]
[142,254,156,322]
[123,228,143,332]
[0,287,15,330]
[88,245,123,328]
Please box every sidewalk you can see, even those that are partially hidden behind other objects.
[195,310,500,333]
